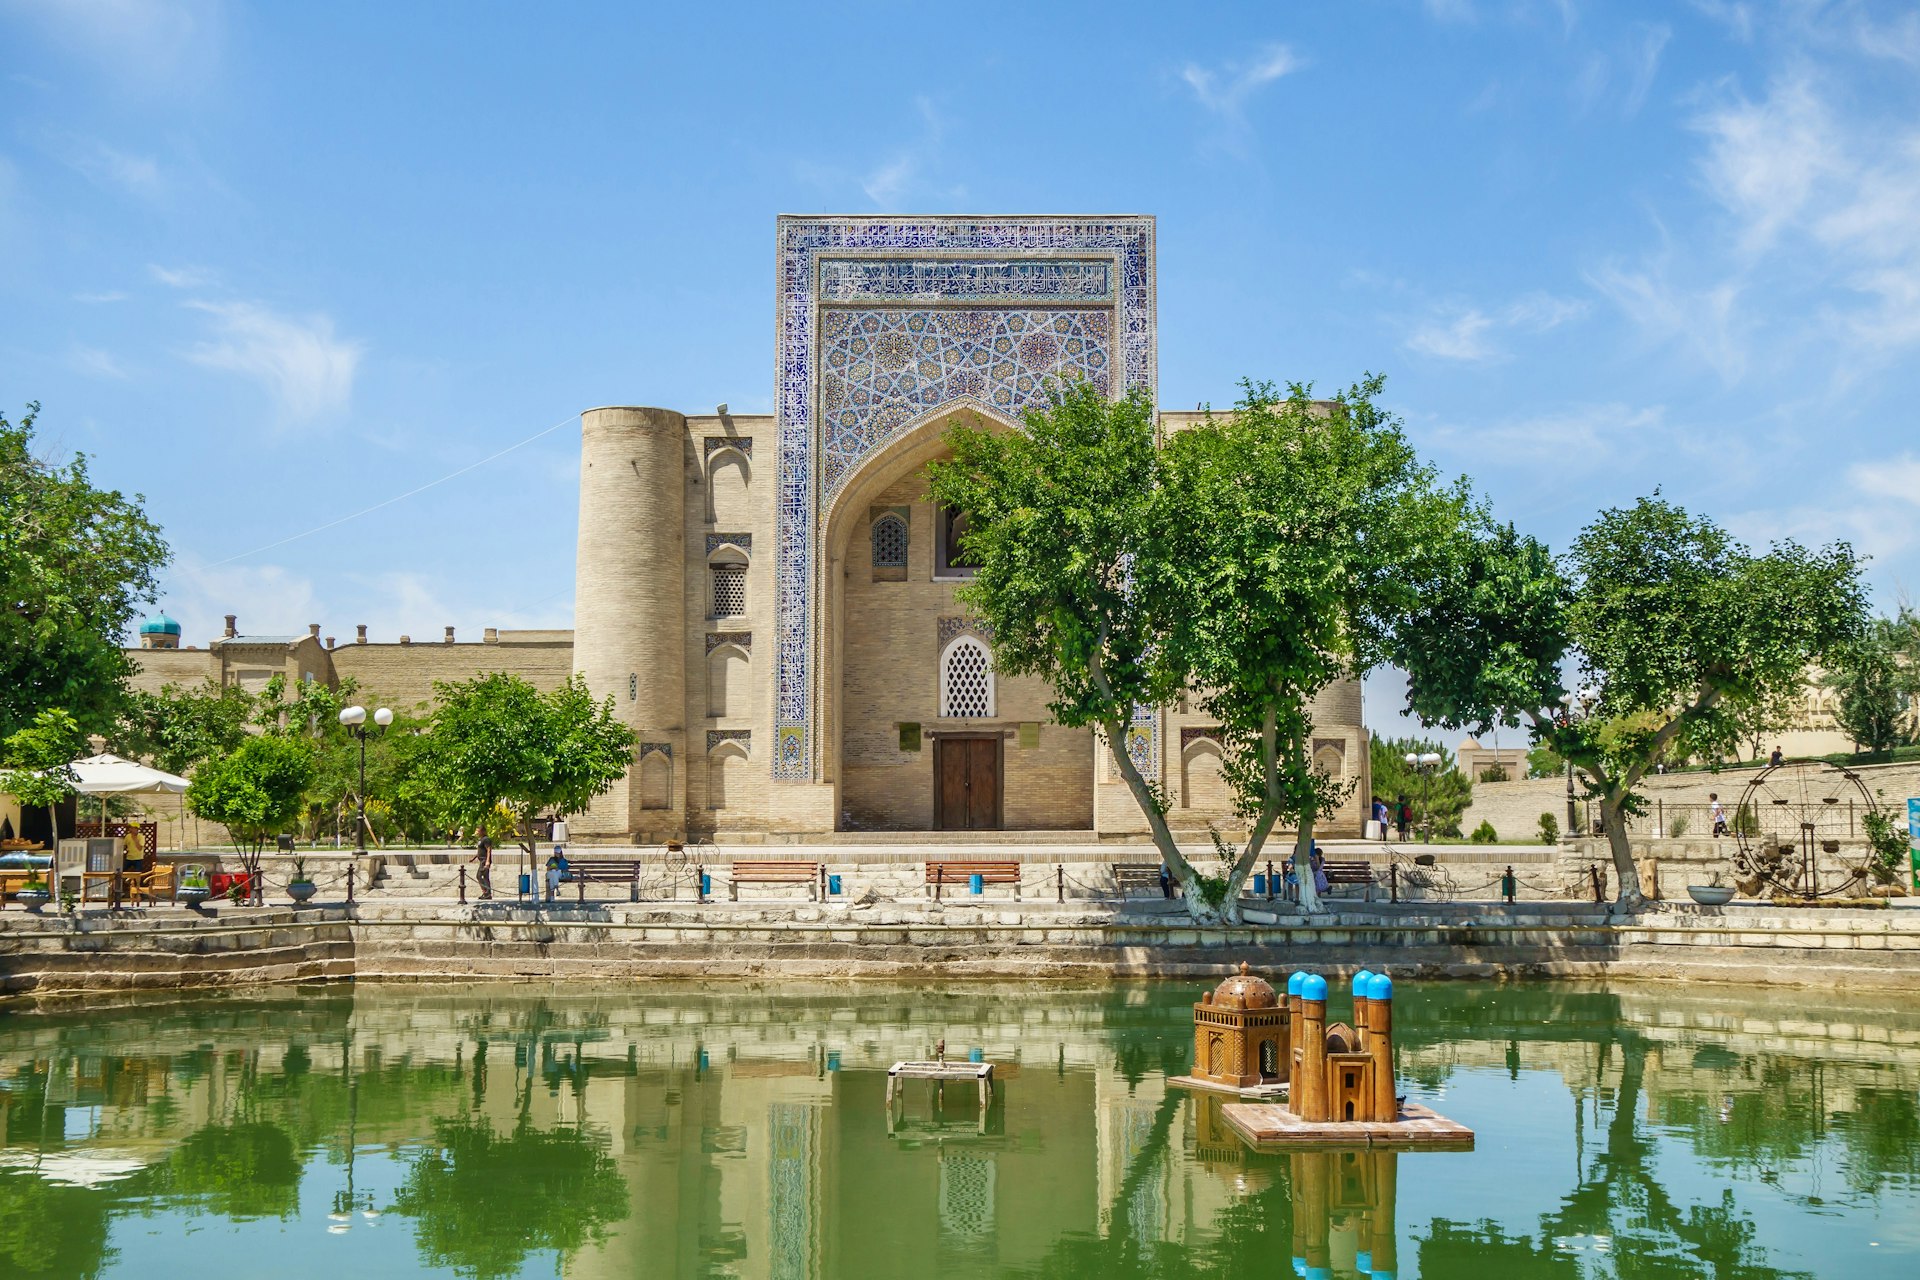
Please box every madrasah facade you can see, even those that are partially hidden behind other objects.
[131,216,1372,843]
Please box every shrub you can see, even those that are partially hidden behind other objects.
[1537,812,1559,844]
[1470,820,1498,844]
[1668,813,1691,838]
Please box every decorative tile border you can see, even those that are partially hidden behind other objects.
[704,436,753,459]
[1181,726,1223,750]
[774,216,1156,781]
[639,740,673,760]
[705,631,752,654]
[936,615,995,647]
[706,532,752,556]
[707,729,751,754]
[819,257,1115,304]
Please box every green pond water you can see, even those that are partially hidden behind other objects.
[1,979,1917,1278]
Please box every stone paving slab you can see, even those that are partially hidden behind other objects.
[1222,1100,1475,1149]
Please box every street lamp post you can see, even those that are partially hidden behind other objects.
[1403,751,1442,843]
[336,705,393,854]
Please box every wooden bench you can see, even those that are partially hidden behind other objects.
[1322,860,1376,898]
[725,861,821,901]
[1112,863,1173,898]
[926,861,1022,899]
[562,858,645,902]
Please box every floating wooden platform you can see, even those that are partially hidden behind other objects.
[886,1060,993,1107]
[1222,1100,1475,1150]
[1166,1074,1289,1101]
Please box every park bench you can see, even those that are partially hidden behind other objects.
[1111,863,1174,898]
[562,858,645,902]
[724,860,821,901]
[1322,860,1376,899]
[926,860,1022,899]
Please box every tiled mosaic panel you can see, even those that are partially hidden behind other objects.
[818,257,1114,304]
[775,217,1156,781]
[817,308,1111,503]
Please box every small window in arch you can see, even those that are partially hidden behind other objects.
[711,563,746,618]
[871,513,908,574]
[941,636,994,719]
[935,504,979,578]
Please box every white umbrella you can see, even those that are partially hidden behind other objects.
[67,753,188,795]
[66,753,190,869]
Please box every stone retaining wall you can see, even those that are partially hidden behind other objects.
[3,899,1917,998]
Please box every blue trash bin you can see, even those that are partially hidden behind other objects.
[518,873,531,897]
[828,874,842,895]
[699,872,712,898]
[970,873,984,894]
[1252,873,1267,895]
[826,1051,841,1072]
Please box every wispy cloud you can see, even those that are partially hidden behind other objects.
[1405,292,1587,362]
[9,0,224,94]
[67,345,127,379]
[859,96,964,209]
[1693,74,1839,253]
[1586,252,1748,382]
[182,299,365,423]
[1179,43,1302,123]
[1621,23,1671,117]
[1428,402,1671,463]
[1851,454,1920,507]
[1422,0,1476,23]
[58,137,161,198]
[72,289,126,304]
[149,263,214,289]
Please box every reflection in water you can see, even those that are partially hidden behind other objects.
[0,981,1913,1277]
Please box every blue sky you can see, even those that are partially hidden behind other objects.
[5,1,1919,737]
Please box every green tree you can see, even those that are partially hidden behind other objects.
[416,673,635,871]
[927,378,1467,920]
[1368,736,1472,838]
[393,1116,628,1279]
[114,680,256,777]
[1395,499,1865,906]
[0,402,170,741]
[1827,614,1919,754]
[0,708,88,846]
[186,735,316,894]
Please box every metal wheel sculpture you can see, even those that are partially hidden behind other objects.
[1730,762,1877,898]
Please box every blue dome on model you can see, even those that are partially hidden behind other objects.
[1366,973,1394,1001]
[1288,971,1305,996]
[1301,974,1329,1002]
[1351,969,1374,996]
[138,612,181,636]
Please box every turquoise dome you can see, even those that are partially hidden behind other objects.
[138,612,181,636]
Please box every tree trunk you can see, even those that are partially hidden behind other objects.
[1099,725,1228,924]
[1293,814,1326,914]
[1599,792,1644,908]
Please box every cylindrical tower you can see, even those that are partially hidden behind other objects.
[1367,972,1396,1122]
[574,406,688,839]
[1295,973,1330,1121]
[1350,969,1373,1052]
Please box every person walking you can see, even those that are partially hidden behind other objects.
[470,834,494,900]
[1709,794,1728,838]
[1395,796,1412,842]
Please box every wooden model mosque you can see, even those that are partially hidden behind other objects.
[1173,961,1475,1148]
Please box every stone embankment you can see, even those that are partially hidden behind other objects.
[3,896,1917,999]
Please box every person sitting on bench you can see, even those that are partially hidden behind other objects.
[545,847,570,901]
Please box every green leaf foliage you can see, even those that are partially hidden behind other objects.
[114,680,256,778]
[1396,494,1867,903]
[416,673,636,853]
[0,402,170,741]
[1368,736,1473,837]
[1827,612,1920,754]
[186,734,316,856]
[0,707,87,812]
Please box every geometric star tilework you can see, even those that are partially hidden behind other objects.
[818,308,1111,504]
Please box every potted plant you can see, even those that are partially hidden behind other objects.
[14,878,50,912]
[287,857,317,905]
[175,864,211,906]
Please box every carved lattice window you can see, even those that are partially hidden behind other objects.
[871,514,908,568]
[711,564,746,618]
[941,637,994,719]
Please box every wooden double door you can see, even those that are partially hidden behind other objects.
[934,735,1002,830]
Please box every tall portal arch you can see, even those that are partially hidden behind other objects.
[770,215,1158,813]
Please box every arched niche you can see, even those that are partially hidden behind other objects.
[1181,737,1228,810]
[939,633,996,719]
[638,750,672,811]
[706,448,751,524]
[708,741,749,810]
[707,644,750,719]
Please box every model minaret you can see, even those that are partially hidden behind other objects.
[1367,972,1396,1121]
[1294,973,1330,1121]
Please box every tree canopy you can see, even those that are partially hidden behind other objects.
[1397,496,1867,904]
[415,673,636,857]
[186,734,316,862]
[0,401,169,741]
[927,376,1469,919]
[115,680,256,778]
[0,707,88,846]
